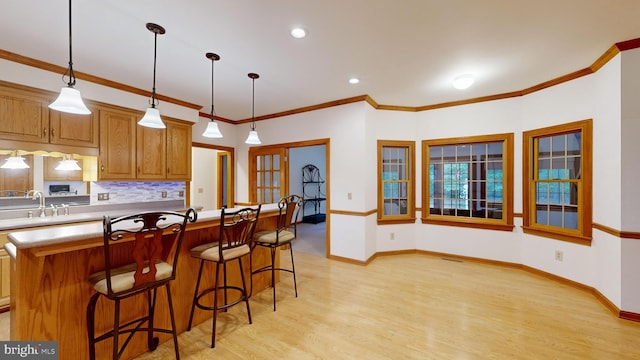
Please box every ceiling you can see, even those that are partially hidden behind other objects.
[2,0,640,121]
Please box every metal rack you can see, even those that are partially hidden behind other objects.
[301,164,325,223]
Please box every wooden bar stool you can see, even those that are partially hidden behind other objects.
[187,205,261,348]
[252,195,302,311]
[86,208,197,360]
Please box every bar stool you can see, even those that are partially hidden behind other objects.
[252,195,302,311]
[187,205,261,348]
[86,208,197,360]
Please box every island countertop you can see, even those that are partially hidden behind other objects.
[6,203,278,250]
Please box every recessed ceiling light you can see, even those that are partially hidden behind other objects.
[453,74,474,90]
[349,78,360,84]
[290,27,307,39]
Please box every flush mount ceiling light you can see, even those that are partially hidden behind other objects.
[55,154,81,171]
[202,52,223,138]
[138,22,166,129]
[290,27,307,39]
[452,74,475,90]
[244,73,262,145]
[1,151,29,169]
[49,0,91,115]
[349,77,360,84]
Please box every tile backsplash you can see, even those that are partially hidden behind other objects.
[90,181,186,205]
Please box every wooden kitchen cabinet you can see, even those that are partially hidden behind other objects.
[0,248,9,309]
[43,156,84,181]
[166,119,192,180]
[0,154,34,193]
[49,110,98,148]
[98,107,137,180]
[0,85,49,144]
[136,125,166,180]
[0,81,98,148]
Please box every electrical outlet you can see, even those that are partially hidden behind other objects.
[161,191,167,198]
[197,188,203,194]
[98,193,109,201]
[179,191,185,197]
[555,250,563,261]
[347,192,352,200]
[390,232,395,240]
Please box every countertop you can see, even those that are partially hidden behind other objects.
[5,203,278,250]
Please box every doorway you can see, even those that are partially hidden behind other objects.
[248,139,329,257]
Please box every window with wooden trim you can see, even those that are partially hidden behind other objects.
[377,140,415,224]
[422,133,514,231]
[522,119,592,245]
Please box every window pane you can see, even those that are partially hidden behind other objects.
[264,155,271,170]
[567,132,581,155]
[273,154,280,170]
[551,135,566,154]
[538,137,551,158]
[567,157,581,179]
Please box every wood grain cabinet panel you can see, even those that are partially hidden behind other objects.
[98,108,137,180]
[166,120,192,180]
[136,126,167,180]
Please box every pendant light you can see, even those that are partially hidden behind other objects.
[1,151,30,169]
[244,73,261,145]
[202,52,223,138]
[138,23,166,129]
[48,0,91,115]
[55,154,82,171]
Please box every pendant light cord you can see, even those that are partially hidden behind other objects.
[64,0,76,87]
[251,76,256,131]
[150,30,159,108]
[210,56,216,118]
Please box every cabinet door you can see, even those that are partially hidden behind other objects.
[0,154,34,193]
[49,110,99,148]
[43,156,84,181]
[0,90,48,143]
[0,248,9,309]
[136,125,166,180]
[98,108,137,180]
[166,120,192,180]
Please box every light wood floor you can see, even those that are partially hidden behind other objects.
[133,250,640,359]
[4,250,640,359]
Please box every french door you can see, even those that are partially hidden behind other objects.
[249,146,287,204]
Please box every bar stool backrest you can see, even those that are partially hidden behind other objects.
[101,208,197,299]
[218,205,262,260]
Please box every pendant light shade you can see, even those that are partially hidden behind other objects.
[245,73,261,145]
[139,22,166,129]
[55,154,82,171]
[1,151,29,169]
[202,52,223,138]
[49,0,91,115]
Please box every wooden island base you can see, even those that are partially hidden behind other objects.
[8,208,279,360]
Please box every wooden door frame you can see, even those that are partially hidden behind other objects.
[191,142,235,209]
[248,138,330,257]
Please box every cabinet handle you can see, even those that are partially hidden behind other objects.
[43,128,47,137]
[137,166,140,174]
[51,128,55,138]
[101,164,104,172]
[167,167,170,174]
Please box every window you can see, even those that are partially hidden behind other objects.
[522,119,592,245]
[422,133,514,231]
[377,140,415,224]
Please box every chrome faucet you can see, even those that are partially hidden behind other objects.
[28,190,46,217]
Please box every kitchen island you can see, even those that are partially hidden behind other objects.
[5,204,280,360]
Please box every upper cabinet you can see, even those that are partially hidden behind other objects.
[98,107,138,180]
[49,111,98,148]
[0,81,98,148]
[99,107,192,181]
[166,119,192,180]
